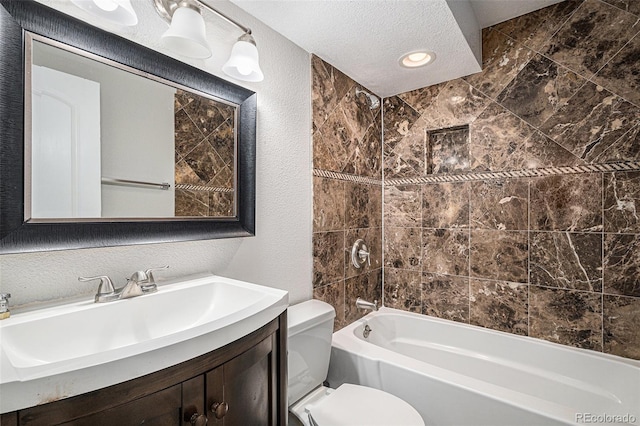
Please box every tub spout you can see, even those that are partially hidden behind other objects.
[356,297,378,311]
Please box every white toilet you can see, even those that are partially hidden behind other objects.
[287,300,425,426]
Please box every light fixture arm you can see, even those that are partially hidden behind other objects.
[196,0,251,35]
[154,0,251,35]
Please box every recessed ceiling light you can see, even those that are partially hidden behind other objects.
[399,51,436,68]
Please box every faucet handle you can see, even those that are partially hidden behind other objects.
[128,270,149,283]
[133,266,168,294]
[144,265,169,285]
[359,248,371,266]
[79,276,116,302]
[0,293,11,311]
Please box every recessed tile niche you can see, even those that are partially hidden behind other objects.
[427,125,470,174]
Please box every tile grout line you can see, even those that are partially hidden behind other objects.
[381,98,386,308]
[527,176,531,337]
[341,167,347,322]
[421,113,427,316]
[419,182,424,315]
[467,123,472,325]
[468,182,472,325]
[601,171,605,352]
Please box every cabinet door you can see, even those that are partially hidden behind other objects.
[206,335,276,426]
[58,384,182,426]
[205,365,224,425]
[181,375,206,426]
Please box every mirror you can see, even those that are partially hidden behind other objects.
[28,35,237,220]
[0,0,256,253]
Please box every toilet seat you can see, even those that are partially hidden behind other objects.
[295,384,424,426]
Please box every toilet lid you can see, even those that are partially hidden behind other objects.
[306,384,424,426]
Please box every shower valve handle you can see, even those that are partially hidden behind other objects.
[351,239,371,268]
[359,249,371,266]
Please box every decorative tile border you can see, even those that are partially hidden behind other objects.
[313,169,383,185]
[384,162,640,186]
[175,184,234,193]
[315,163,640,186]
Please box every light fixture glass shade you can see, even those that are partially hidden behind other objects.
[222,34,264,82]
[70,0,138,26]
[161,6,212,59]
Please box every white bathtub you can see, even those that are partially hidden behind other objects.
[327,308,640,426]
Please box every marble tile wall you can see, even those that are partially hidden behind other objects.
[174,89,236,217]
[383,0,640,360]
[311,55,383,330]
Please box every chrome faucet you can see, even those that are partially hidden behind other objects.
[120,271,146,298]
[356,297,378,312]
[79,275,140,303]
[79,266,168,303]
[0,293,11,320]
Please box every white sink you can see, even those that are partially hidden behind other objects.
[0,273,288,412]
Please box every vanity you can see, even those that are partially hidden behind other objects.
[0,274,289,425]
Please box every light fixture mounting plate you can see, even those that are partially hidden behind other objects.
[154,0,199,22]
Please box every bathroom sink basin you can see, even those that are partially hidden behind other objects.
[0,273,288,412]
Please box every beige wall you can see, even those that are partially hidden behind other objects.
[1,0,312,307]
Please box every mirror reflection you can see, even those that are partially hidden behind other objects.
[28,35,237,221]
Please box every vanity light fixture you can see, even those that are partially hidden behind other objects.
[222,32,264,82]
[154,0,264,82]
[399,50,436,68]
[70,0,138,26]
[160,2,211,59]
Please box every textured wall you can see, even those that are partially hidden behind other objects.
[311,56,383,330]
[383,0,640,360]
[0,0,312,308]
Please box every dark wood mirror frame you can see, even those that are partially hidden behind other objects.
[0,0,256,254]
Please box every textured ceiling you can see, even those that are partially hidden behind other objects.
[230,0,564,97]
[470,0,565,28]
[37,0,564,97]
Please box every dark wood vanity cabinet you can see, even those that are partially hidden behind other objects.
[0,313,287,426]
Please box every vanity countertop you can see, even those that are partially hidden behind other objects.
[0,273,288,413]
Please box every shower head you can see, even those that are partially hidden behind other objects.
[355,88,380,110]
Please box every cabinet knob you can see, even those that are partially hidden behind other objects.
[189,413,208,426]
[211,401,229,419]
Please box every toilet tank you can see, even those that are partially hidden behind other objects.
[287,300,336,406]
